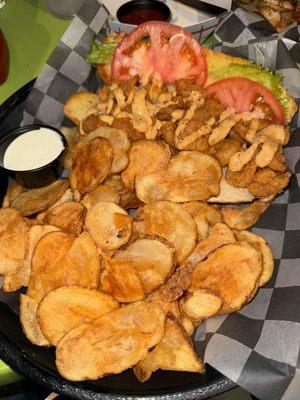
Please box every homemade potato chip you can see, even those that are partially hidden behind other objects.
[81,113,110,134]
[234,230,274,287]
[60,126,80,148]
[20,294,50,346]
[136,151,222,203]
[10,179,69,216]
[221,201,270,230]
[134,317,204,382]
[85,202,132,251]
[119,190,141,209]
[167,301,182,320]
[140,201,196,263]
[182,202,222,240]
[50,188,74,207]
[76,126,130,173]
[22,231,100,346]
[27,231,74,302]
[165,301,197,336]
[60,126,80,169]
[37,287,119,345]
[43,201,86,236]
[180,289,222,321]
[56,301,165,381]
[2,182,28,208]
[0,208,28,277]
[180,201,204,216]
[63,92,99,125]
[70,137,113,197]
[181,314,197,336]
[104,174,141,209]
[191,243,263,314]
[28,231,100,303]
[57,232,101,289]
[114,238,175,293]
[131,220,146,240]
[101,256,145,302]
[148,263,194,305]
[121,140,171,190]
[3,224,59,292]
[81,184,120,208]
[186,223,237,267]
[30,231,74,277]
[194,205,222,240]
[36,188,74,222]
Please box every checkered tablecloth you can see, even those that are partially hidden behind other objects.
[22,0,106,127]
[193,6,300,399]
[18,2,300,399]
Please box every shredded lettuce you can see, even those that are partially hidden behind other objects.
[85,42,117,64]
[209,63,289,116]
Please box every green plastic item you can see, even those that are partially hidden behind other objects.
[0,0,70,104]
[0,359,22,386]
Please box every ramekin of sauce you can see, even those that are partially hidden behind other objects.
[0,125,66,188]
[117,0,171,25]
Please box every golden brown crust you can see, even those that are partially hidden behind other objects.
[70,138,113,196]
[101,256,145,303]
[247,168,291,198]
[226,159,257,188]
[81,114,109,134]
[56,301,165,381]
[191,243,263,314]
[43,201,86,236]
[133,317,204,382]
[10,180,69,216]
[221,201,270,230]
[37,287,118,346]
[84,202,132,251]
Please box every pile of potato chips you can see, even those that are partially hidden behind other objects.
[0,77,282,383]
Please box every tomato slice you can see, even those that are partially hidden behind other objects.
[111,21,207,85]
[206,77,285,125]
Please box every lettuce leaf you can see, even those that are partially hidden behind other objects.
[85,42,117,64]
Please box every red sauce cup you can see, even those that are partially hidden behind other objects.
[117,0,171,25]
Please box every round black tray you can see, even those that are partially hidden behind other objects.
[0,81,235,399]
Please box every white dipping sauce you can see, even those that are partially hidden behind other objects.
[3,128,64,171]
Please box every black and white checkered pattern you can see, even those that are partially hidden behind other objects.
[194,6,300,399]
[22,0,108,127]
[19,1,300,399]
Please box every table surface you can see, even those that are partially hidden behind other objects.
[0,0,70,105]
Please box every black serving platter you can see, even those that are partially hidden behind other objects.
[0,81,235,399]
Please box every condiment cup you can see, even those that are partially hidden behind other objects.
[117,0,171,25]
[0,125,66,189]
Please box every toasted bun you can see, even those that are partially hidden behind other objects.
[96,32,125,85]
[208,177,254,204]
[97,63,113,85]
